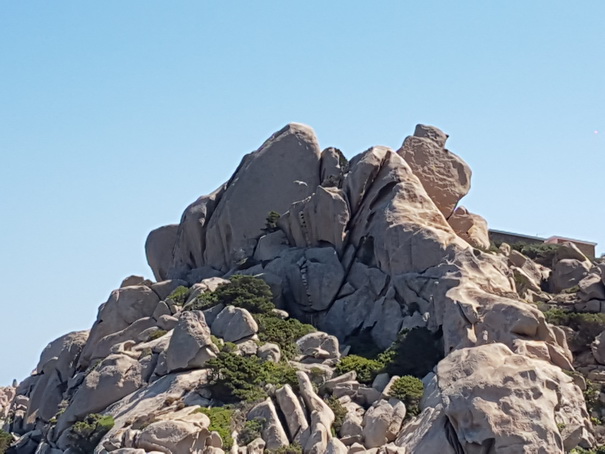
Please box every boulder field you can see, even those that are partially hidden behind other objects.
[2,123,605,454]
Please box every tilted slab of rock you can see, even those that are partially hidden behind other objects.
[397,343,593,454]
[79,285,160,368]
[165,310,218,373]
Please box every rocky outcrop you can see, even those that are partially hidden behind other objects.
[3,122,598,454]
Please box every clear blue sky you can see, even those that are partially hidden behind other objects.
[1,1,603,384]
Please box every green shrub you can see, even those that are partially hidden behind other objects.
[187,275,275,313]
[207,352,297,403]
[238,418,265,446]
[387,375,424,416]
[544,309,605,348]
[268,444,303,454]
[166,285,190,305]
[68,414,115,454]
[255,314,315,359]
[264,211,281,233]
[378,328,443,378]
[0,430,12,454]
[335,355,383,384]
[148,329,168,341]
[196,407,234,449]
[324,396,347,434]
[510,242,560,266]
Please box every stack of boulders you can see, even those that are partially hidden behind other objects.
[2,123,600,453]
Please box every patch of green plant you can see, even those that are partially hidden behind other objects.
[268,444,303,454]
[196,407,234,449]
[67,413,115,454]
[335,355,383,384]
[544,310,605,348]
[255,314,316,359]
[0,430,12,454]
[186,275,275,313]
[510,242,560,266]
[207,352,297,403]
[324,396,347,434]
[378,328,443,378]
[264,211,281,233]
[148,329,168,340]
[571,447,605,454]
[166,285,190,305]
[387,375,424,416]
[238,417,265,446]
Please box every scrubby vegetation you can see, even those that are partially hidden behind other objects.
[336,328,442,386]
[268,444,303,454]
[264,211,281,233]
[207,351,298,403]
[238,417,265,446]
[510,242,560,266]
[543,308,605,349]
[0,430,12,454]
[255,314,315,359]
[186,275,275,313]
[148,329,168,340]
[335,355,384,384]
[67,413,115,454]
[166,285,190,305]
[196,407,234,449]
[324,396,347,434]
[387,375,424,416]
[570,447,605,454]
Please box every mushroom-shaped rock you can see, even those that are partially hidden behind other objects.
[397,124,471,218]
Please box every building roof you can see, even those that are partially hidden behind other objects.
[488,229,546,242]
[545,236,598,246]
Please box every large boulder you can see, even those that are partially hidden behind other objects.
[551,259,592,293]
[210,306,258,343]
[397,343,592,453]
[165,311,218,373]
[397,124,471,218]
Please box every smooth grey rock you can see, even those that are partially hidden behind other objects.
[211,306,258,343]
[145,224,179,281]
[165,311,218,373]
[247,398,289,450]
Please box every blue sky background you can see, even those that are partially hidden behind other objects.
[1,1,603,384]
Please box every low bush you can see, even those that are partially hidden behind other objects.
[324,396,347,434]
[255,314,315,359]
[68,414,115,454]
[510,242,560,267]
[268,445,303,454]
[335,355,383,384]
[196,407,234,449]
[387,375,424,416]
[237,417,265,446]
[544,309,605,348]
[166,285,190,305]
[207,352,297,403]
[148,329,168,341]
[187,275,275,313]
[0,430,12,454]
